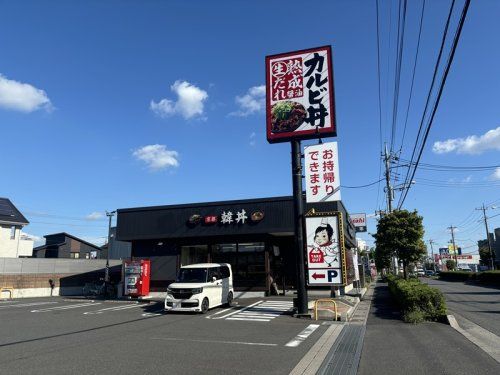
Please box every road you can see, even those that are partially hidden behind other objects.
[0,297,325,375]
[423,278,500,337]
[357,281,500,375]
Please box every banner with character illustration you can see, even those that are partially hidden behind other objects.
[305,214,345,285]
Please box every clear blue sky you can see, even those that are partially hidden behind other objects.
[1,0,499,251]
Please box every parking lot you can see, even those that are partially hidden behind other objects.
[0,297,328,374]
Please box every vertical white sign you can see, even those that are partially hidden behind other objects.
[304,142,341,203]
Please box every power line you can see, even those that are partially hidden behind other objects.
[398,0,457,205]
[390,0,408,152]
[30,221,107,228]
[342,178,384,189]
[375,0,384,213]
[398,0,471,208]
[399,0,426,155]
[399,158,500,171]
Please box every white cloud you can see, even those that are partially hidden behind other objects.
[491,167,500,181]
[22,232,42,243]
[150,80,208,120]
[81,236,107,247]
[0,74,52,113]
[133,144,179,171]
[249,132,256,146]
[230,85,266,116]
[432,127,500,154]
[86,212,104,220]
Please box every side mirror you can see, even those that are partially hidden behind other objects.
[212,276,216,282]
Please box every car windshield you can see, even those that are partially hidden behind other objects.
[176,268,208,283]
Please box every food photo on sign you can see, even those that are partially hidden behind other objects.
[305,216,340,269]
[266,45,336,143]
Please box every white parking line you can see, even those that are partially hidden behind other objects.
[205,307,232,319]
[217,300,293,322]
[31,303,100,313]
[211,301,263,320]
[83,303,145,315]
[285,324,320,347]
[226,317,271,322]
[152,337,277,347]
[0,301,57,309]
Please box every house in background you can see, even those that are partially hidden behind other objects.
[0,198,34,258]
[100,227,131,260]
[33,232,102,259]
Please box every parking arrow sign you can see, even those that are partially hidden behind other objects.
[308,268,341,285]
[312,272,325,280]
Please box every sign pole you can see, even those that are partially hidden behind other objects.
[291,139,308,316]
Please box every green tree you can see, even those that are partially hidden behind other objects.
[446,259,456,271]
[373,210,427,279]
[478,239,495,265]
[374,246,391,272]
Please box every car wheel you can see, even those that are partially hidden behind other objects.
[201,297,209,314]
[225,291,233,307]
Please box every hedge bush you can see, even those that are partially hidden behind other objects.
[476,271,500,286]
[387,275,446,323]
[439,271,500,286]
[439,271,475,282]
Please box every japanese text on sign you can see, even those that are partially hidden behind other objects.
[266,46,336,143]
[304,142,341,203]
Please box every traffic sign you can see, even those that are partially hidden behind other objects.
[307,268,342,285]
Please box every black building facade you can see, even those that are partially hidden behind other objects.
[116,196,356,292]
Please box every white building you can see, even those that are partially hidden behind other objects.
[356,238,369,252]
[0,198,34,258]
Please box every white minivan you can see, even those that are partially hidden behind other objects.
[164,263,234,314]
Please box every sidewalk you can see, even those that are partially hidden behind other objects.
[356,281,500,375]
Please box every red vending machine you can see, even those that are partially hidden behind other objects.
[123,259,151,297]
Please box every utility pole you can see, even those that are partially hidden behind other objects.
[429,239,436,272]
[447,226,458,269]
[105,210,116,284]
[476,203,494,270]
[383,144,397,274]
[291,140,308,316]
[384,144,393,213]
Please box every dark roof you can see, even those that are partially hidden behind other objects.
[33,242,66,251]
[43,232,103,251]
[118,195,294,213]
[0,198,29,225]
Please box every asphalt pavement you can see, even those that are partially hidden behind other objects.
[0,296,326,375]
[422,277,500,337]
[357,281,500,375]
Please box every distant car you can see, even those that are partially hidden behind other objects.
[417,269,425,276]
[457,268,472,272]
[425,270,435,277]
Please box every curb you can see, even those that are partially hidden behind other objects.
[446,314,500,364]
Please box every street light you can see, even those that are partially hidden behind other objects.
[105,210,116,284]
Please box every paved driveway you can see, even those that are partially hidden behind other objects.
[0,297,324,375]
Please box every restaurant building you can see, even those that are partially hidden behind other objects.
[116,196,357,294]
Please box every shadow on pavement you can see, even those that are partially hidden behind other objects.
[370,282,402,321]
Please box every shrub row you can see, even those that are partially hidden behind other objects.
[386,275,447,323]
[438,271,472,282]
[439,271,500,286]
